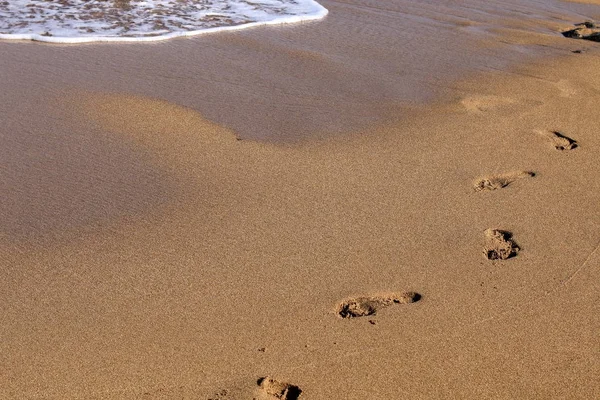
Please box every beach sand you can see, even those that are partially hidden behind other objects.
[1,1,599,399]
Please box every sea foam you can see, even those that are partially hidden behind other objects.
[0,0,328,43]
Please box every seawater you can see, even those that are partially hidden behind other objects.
[0,0,328,43]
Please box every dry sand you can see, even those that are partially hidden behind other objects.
[1,0,600,399]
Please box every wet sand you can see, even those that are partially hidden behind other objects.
[1,0,600,399]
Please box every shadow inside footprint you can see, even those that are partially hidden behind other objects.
[474,171,534,191]
[484,229,519,260]
[337,292,420,318]
[257,377,302,400]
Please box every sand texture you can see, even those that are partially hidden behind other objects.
[1,0,600,399]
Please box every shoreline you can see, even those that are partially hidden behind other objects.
[1,1,600,398]
[0,4,329,44]
[0,0,595,143]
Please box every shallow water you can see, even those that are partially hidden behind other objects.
[0,0,327,42]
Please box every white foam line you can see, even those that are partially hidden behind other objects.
[0,2,328,44]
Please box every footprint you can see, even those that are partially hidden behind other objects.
[484,229,519,260]
[536,130,577,150]
[562,21,600,42]
[554,79,578,97]
[460,94,541,114]
[257,377,302,400]
[337,292,420,319]
[460,95,517,113]
[474,171,535,191]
